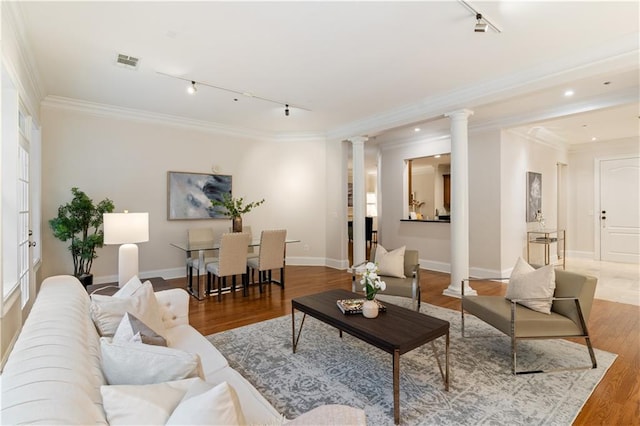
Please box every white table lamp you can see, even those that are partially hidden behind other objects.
[103,211,149,287]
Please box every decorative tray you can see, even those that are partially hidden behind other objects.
[336,298,386,315]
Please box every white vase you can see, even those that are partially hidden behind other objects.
[362,299,379,318]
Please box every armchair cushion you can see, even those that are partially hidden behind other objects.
[505,257,555,314]
[374,245,406,278]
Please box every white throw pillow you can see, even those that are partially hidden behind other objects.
[90,281,167,340]
[375,245,406,278]
[100,337,203,385]
[505,257,556,314]
[101,378,197,425]
[167,380,247,425]
[114,275,144,298]
[113,312,167,346]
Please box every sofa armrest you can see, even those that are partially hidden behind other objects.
[155,288,190,328]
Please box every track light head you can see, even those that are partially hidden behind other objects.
[187,81,197,94]
[474,13,488,32]
[285,104,290,116]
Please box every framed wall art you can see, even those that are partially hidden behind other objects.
[526,171,542,222]
[167,171,232,220]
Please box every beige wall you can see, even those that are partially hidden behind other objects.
[40,105,330,283]
[567,137,640,257]
[500,130,568,273]
[379,137,453,271]
[377,127,571,277]
[468,129,502,275]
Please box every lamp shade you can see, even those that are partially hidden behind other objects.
[103,212,149,244]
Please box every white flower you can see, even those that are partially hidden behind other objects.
[359,262,386,300]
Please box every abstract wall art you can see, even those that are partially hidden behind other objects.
[526,171,542,223]
[167,171,232,220]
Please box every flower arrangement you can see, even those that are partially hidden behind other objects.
[210,193,265,218]
[360,262,387,300]
[535,210,545,229]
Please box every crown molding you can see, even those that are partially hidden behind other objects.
[2,2,46,120]
[41,96,326,143]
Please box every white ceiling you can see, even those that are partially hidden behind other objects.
[16,1,640,144]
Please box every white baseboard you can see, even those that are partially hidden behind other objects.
[421,260,450,273]
[567,250,595,259]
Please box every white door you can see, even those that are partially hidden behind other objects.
[17,109,33,308]
[600,156,640,263]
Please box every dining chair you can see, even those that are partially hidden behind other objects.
[186,227,217,296]
[206,232,251,301]
[228,225,258,260]
[247,229,287,292]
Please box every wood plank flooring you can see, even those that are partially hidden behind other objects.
[169,265,639,426]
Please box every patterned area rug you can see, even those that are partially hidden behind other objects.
[207,296,616,425]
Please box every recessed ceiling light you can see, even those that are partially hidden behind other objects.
[592,137,597,141]
[414,128,421,132]
[434,154,441,158]
[564,89,574,97]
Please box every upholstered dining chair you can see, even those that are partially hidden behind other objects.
[186,227,217,295]
[228,225,258,260]
[206,232,251,301]
[247,229,287,292]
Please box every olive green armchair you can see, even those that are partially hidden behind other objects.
[352,247,421,311]
[461,268,598,375]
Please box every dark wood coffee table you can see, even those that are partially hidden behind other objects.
[291,289,449,424]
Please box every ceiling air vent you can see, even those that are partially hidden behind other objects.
[115,53,140,70]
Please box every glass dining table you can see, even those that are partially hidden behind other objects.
[170,238,300,300]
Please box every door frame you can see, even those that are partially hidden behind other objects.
[593,154,639,261]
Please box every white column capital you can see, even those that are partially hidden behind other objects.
[444,109,474,120]
[347,136,368,145]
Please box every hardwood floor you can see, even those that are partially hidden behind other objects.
[169,265,639,426]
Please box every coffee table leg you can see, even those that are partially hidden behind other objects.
[445,331,450,391]
[291,309,307,354]
[393,349,400,424]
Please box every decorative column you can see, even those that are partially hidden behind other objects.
[443,110,477,297]
[349,136,368,267]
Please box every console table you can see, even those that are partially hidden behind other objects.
[527,229,566,269]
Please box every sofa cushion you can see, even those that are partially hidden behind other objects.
[100,337,203,385]
[167,324,230,376]
[90,281,167,340]
[113,312,167,346]
[101,378,196,425]
[0,276,108,425]
[505,257,555,314]
[207,366,283,425]
[167,380,247,425]
[375,245,406,278]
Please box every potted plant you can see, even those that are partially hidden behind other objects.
[49,187,115,287]
[211,193,265,232]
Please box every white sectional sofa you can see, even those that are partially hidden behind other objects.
[1,275,365,425]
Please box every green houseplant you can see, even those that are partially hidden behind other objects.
[49,187,115,286]
[211,193,265,232]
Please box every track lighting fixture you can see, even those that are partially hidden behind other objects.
[158,71,311,114]
[459,0,502,33]
[474,13,488,33]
